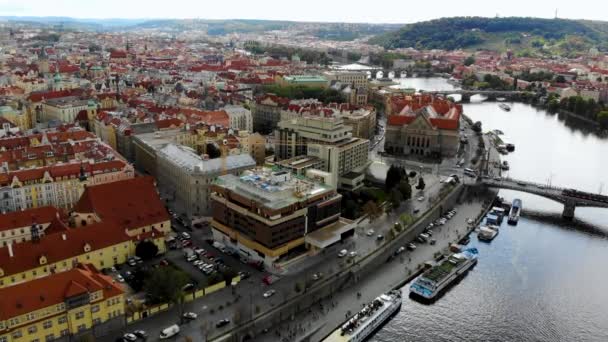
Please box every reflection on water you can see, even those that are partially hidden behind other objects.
[372,78,608,342]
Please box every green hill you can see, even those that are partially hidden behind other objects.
[370,17,608,55]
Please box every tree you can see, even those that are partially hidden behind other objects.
[385,165,407,191]
[144,267,190,320]
[416,177,426,191]
[472,121,482,133]
[135,240,159,260]
[555,75,566,83]
[598,111,608,128]
[464,56,475,66]
[398,180,412,201]
[362,200,382,222]
[206,143,222,159]
[390,188,403,209]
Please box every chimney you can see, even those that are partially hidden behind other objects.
[7,242,14,257]
[61,233,67,241]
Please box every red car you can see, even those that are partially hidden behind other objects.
[181,240,193,247]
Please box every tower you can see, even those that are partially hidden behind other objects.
[37,46,50,74]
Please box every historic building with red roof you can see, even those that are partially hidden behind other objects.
[385,94,462,157]
[0,263,125,341]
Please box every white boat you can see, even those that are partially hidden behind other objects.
[477,225,499,241]
[499,103,511,111]
[323,291,402,342]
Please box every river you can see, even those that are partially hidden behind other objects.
[372,78,608,342]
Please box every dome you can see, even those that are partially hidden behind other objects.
[53,72,62,82]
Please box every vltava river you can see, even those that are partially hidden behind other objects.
[372,78,608,342]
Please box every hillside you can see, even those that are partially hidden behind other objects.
[371,17,608,55]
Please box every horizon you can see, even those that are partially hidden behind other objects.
[1,0,607,24]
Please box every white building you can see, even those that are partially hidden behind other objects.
[156,143,255,220]
[224,105,253,132]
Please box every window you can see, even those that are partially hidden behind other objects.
[0,337,7,342]
[92,318,101,325]
[60,329,69,337]
[57,316,67,324]
[77,324,86,332]
[27,326,37,334]
[43,320,52,329]
[75,311,84,320]
[45,334,55,342]
[12,330,22,339]
[91,305,100,313]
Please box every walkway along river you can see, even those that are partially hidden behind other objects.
[371,78,608,342]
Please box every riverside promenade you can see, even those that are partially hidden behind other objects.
[252,190,496,342]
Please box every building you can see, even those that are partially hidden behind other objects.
[0,106,31,132]
[251,94,290,134]
[274,115,369,190]
[42,96,89,123]
[323,70,368,88]
[384,94,461,157]
[0,264,125,342]
[223,105,253,132]
[156,143,256,220]
[210,168,354,269]
[71,176,171,239]
[0,160,134,213]
[0,206,64,247]
[276,75,328,88]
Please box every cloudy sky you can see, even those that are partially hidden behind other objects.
[0,0,606,23]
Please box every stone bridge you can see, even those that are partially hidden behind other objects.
[480,177,608,219]
[420,89,525,102]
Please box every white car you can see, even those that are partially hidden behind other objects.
[183,312,198,320]
[263,289,276,298]
[366,229,375,236]
[407,243,417,251]
[417,196,425,202]
[338,249,348,258]
[349,251,357,258]
[123,333,137,342]
[116,275,125,283]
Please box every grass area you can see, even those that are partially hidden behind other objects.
[400,213,414,226]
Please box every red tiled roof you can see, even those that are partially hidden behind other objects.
[0,206,64,232]
[0,264,123,321]
[73,176,169,230]
[0,220,129,278]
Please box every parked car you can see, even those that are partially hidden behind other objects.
[116,275,125,283]
[263,289,276,298]
[348,251,357,258]
[366,229,375,236]
[183,312,198,320]
[395,246,406,255]
[216,318,231,328]
[407,243,417,251]
[133,330,147,339]
[159,325,180,339]
[181,232,191,240]
[376,234,384,241]
[338,249,348,258]
[122,333,137,342]
[312,272,323,281]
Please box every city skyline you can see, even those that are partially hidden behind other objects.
[1,0,608,24]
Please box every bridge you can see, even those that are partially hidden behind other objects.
[420,89,525,102]
[480,177,608,219]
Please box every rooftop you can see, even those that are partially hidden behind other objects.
[158,143,255,174]
[214,168,333,210]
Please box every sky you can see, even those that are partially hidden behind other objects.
[1,0,607,24]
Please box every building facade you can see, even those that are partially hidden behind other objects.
[0,264,125,342]
[210,168,352,269]
[384,95,461,158]
[274,116,369,190]
[156,144,256,220]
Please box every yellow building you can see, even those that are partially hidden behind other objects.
[0,106,31,131]
[0,217,165,289]
[0,264,125,342]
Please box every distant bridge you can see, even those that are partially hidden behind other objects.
[420,90,525,102]
[480,178,608,219]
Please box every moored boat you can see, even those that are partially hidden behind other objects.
[508,199,522,225]
[410,248,479,301]
[323,290,402,342]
